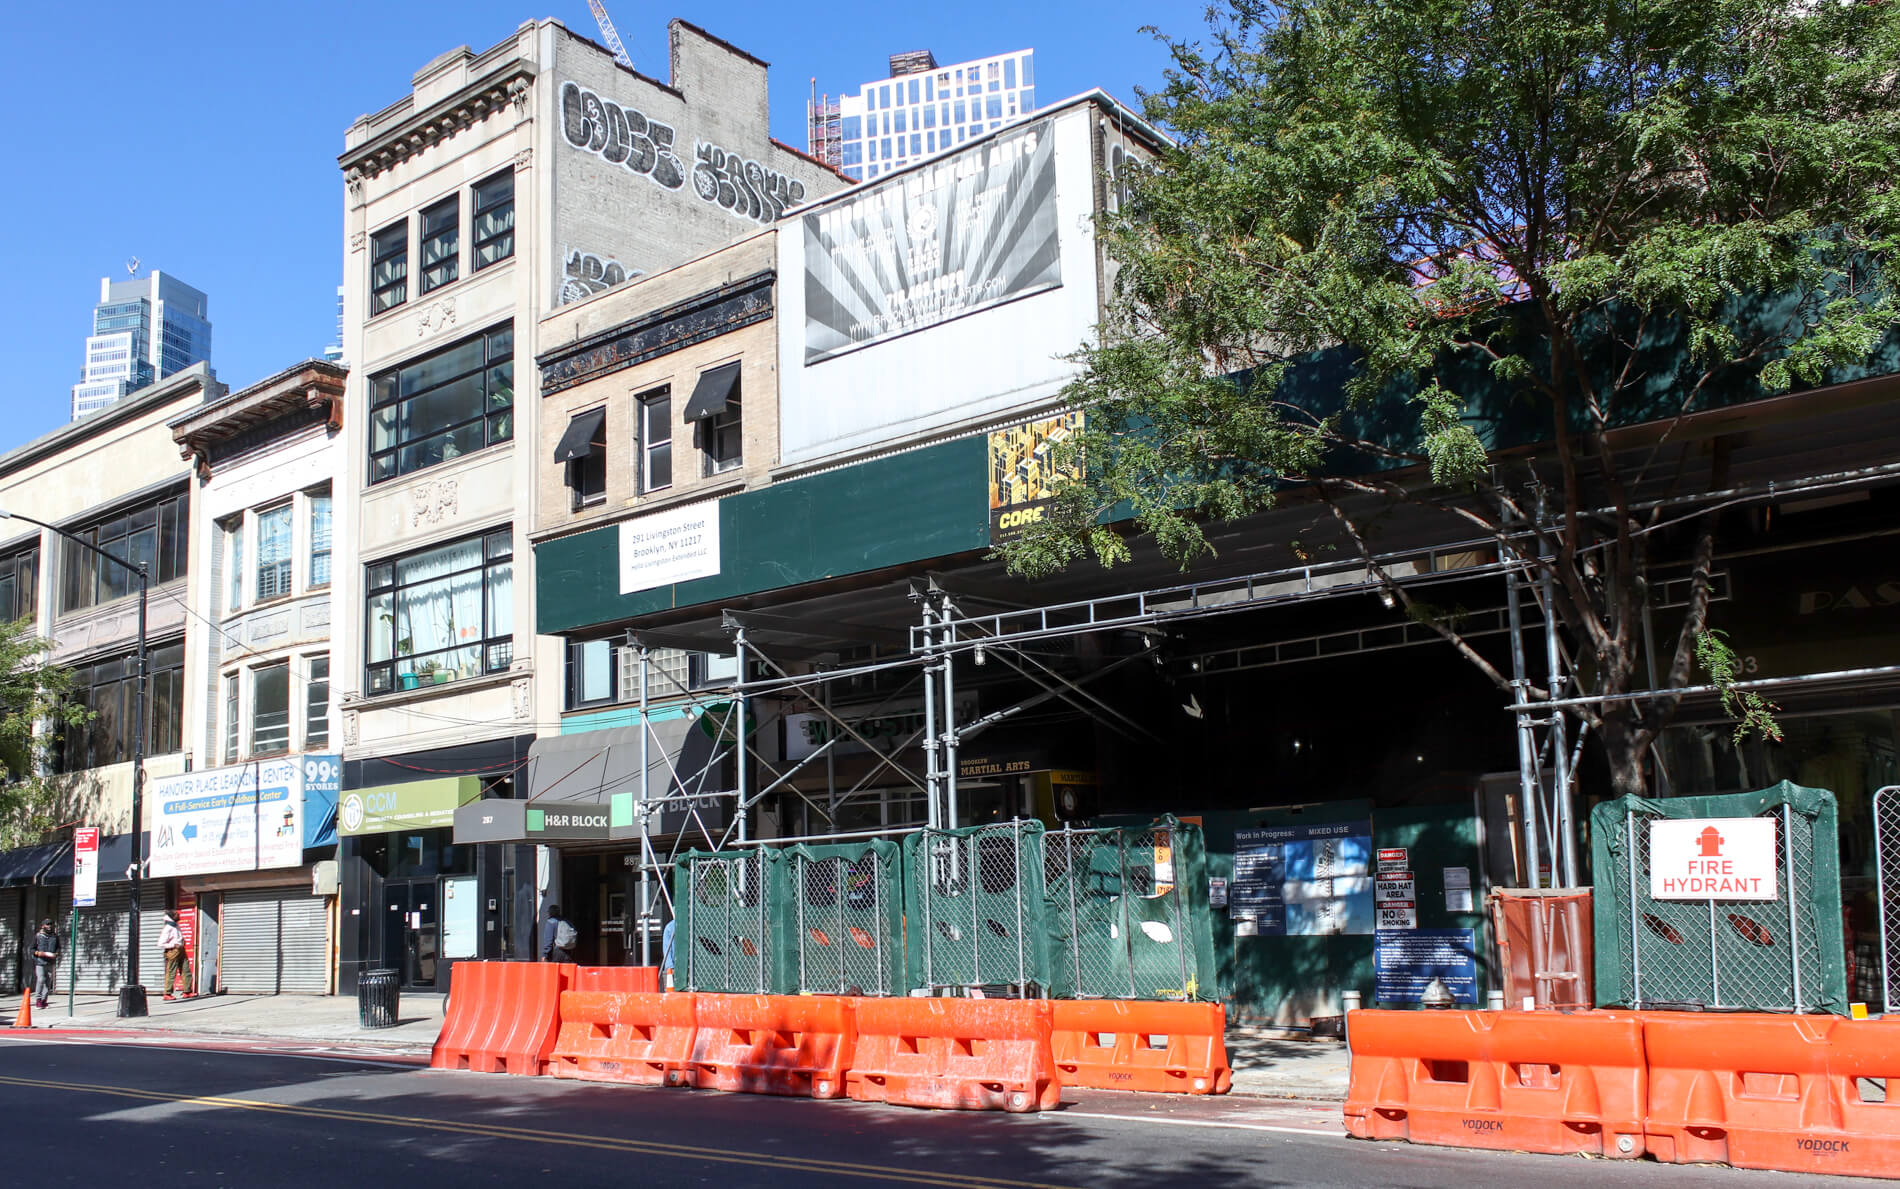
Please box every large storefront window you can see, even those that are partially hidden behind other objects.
[57,640,186,771]
[368,324,514,484]
[364,529,513,695]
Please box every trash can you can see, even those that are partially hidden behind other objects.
[358,968,401,1029]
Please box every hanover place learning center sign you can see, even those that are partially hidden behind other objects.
[1649,817,1779,900]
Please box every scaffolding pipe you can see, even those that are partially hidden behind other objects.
[940,595,961,830]
[638,642,652,967]
[1505,555,1543,888]
[735,626,750,845]
[920,594,943,828]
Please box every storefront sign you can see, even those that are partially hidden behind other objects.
[339,777,483,837]
[73,827,100,909]
[1650,817,1779,900]
[149,759,304,877]
[619,501,720,595]
[1374,928,1478,1003]
[803,120,1061,364]
[302,754,342,848]
[1230,820,1373,936]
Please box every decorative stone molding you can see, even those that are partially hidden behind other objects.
[342,710,360,748]
[514,147,534,171]
[417,297,457,338]
[509,77,531,118]
[349,230,366,253]
[346,168,366,203]
[411,479,460,527]
[512,678,533,721]
[538,269,776,396]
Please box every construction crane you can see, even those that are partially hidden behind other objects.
[587,0,635,70]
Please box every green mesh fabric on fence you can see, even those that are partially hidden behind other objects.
[904,820,1053,993]
[1591,781,1846,1015]
[1044,818,1218,1000]
[672,847,793,994]
[786,837,904,996]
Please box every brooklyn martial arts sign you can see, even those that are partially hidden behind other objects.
[803,120,1060,363]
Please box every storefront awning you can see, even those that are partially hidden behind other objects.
[554,406,607,463]
[453,716,730,845]
[338,777,483,837]
[682,361,740,422]
[40,832,146,885]
[0,842,67,888]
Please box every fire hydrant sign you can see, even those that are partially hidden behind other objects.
[1650,817,1779,900]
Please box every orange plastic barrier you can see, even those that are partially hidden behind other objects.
[687,993,855,1098]
[1343,1009,1646,1158]
[549,990,696,1087]
[431,961,574,1076]
[1051,1000,1232,1094]
[846,997,1062,1113]
[1643,1012,1900,1177]
[572,966,661,993]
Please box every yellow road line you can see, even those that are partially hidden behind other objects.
[0,1073,1079,1189]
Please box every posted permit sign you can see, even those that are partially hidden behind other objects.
[1650,818,1778,900]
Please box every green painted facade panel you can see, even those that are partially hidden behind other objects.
[537,435,992,635]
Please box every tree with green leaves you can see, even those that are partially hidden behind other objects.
[1001,0,1900,797]
[0,614,85,849]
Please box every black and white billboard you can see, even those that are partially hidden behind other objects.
[803,120,1060,364]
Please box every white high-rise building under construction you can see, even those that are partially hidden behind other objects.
[810,48,1037,182]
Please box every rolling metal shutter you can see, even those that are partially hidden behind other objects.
[0,889,20,992]
[221,887,329,994]
[66,887,168,994]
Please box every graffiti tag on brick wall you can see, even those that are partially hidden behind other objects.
[561,82,685,190]
[692,141,807,225]
[559,247,645,306]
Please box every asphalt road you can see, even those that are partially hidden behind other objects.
[0,1034,1863,1188]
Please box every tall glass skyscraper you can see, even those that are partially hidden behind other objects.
[70,271,212,420]
[821,49,1037,182]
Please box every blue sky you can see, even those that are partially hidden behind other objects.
[0,2,1199,452]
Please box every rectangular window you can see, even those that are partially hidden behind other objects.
[0,546,38,623]
[922,105,935,129]
[472,171,515,270]
[895,109,906,134]
[251,661,290,757]
[419,195,459,293]
[908,78,919,104]
[222,673,239,765]
[305,655,331,750]
[1005,59,1016,89]
[987,95,1003,120]
[912,134,922,156]
[566,638,616,708]
[58,491,189,615]
[370,221,408,315]
[308,489,332,588]
[57,640,185,772]
[925,76,934,101]
[225,518,243,614]
[367,323,514,484]
[255,504,292,601]
[703,397,742,476]
[364,528,514,696]
[954,100,966,124]
[1022,55,1034,86]
[881,137,892,159]
[879,84,890,107]
[638,389,672,493]
[1020,88,1035,111]
[562,409,608,510]
[841,115,861,140]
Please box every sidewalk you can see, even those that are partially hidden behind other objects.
[15,992,1352,1101]
[17,990,445,1054]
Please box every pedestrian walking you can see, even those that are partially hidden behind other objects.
[541,905,577,963]
[30,918,59,1008]
[159,909,188,999]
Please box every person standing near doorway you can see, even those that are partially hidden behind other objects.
[30,919,59,1009]
[541,905,576,963]
[159,909,187,1000]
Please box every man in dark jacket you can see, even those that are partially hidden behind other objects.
[31,918,59,1008]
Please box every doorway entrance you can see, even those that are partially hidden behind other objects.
[382,879,439,989]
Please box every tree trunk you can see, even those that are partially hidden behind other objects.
[1598,712,1650,800]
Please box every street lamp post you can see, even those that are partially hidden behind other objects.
[0,508,151,1017]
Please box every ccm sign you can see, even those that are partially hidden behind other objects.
[1650,818,1779,900]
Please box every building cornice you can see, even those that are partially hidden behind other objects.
[170,360,347,478]
[339,59,535,185]
[536,270,776,397]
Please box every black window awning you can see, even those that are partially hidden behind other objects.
[0,842,67,889]
[682,362,741,423]
[40,832,146,886]
[554,406,607,463]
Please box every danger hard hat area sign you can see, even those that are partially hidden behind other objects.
[1649,817,1779,901]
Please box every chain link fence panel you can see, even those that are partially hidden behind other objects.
[904,820,1051,994]
[788,838,904,996]
[1591,780,1846,1014]
[672,848,792,994]
[1044,819,1214,1000]
[1874,785,1900,1013]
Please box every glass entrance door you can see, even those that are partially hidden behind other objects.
[440,875,478,962]
[382,880,439,989]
